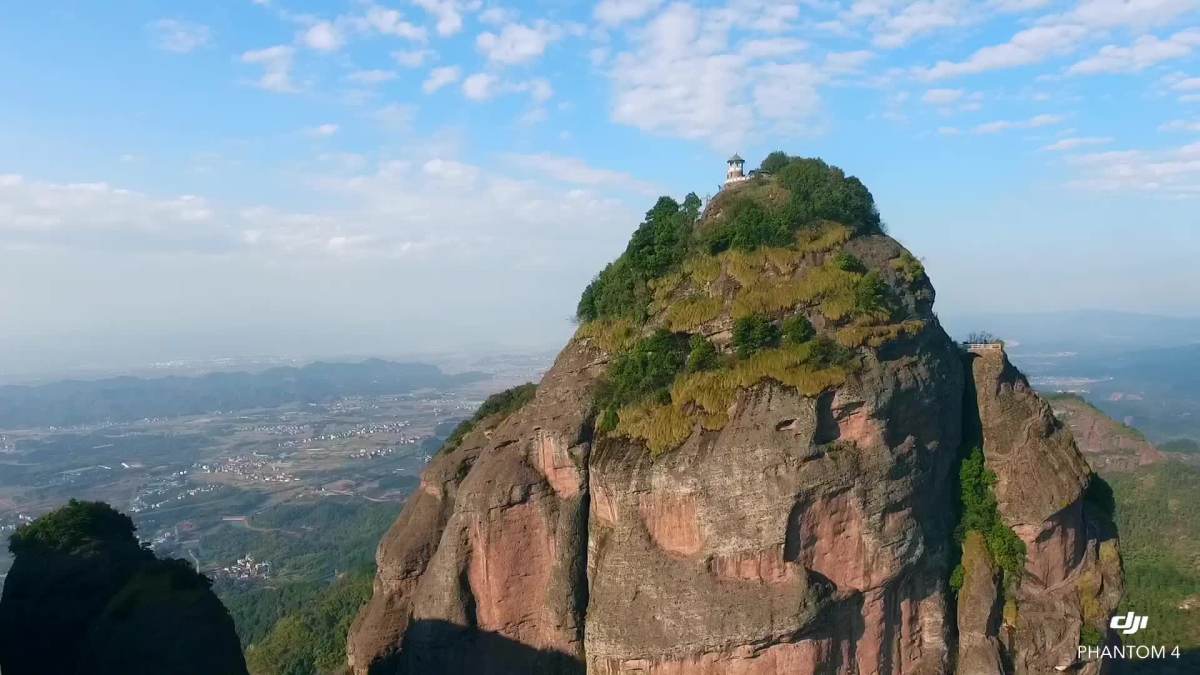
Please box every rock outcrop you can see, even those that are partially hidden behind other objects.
[348,160,1123,674]
[0,499,248,675]
[1049,394,1165,473]
[959,350,1123,675]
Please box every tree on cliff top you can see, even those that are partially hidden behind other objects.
[0,500,249,675]
[577,155,883,323]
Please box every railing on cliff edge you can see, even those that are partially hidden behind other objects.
[961,341,1005,354]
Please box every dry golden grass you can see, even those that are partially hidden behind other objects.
[729,260,863,321]
[684,255,722,284]
[836,320,926,349]
[615,402,695,457]
[890,252,927,285]
[795,222,852,255]
[614,342,849,455]
[650,256,723,313]
[575,318,637,353]
[664,295,724,331]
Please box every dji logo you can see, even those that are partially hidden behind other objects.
[1110,612,1149,635]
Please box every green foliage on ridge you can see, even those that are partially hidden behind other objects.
[594,330,690,432]
[244,569,374,675]
[1108,461,1200,647]
[440,382,537,452]
[576,154,882,324]
[951,447,1027,592]
[577,196,696,322]
[9,499,138,555]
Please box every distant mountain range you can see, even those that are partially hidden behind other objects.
[0,359,484,428]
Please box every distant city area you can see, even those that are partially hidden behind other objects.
[0,352,552,589]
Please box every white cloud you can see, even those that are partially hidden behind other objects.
[241,46,298,93]
[973,113,1064,134]
[372,104,416,131]
[306,123,340,137]
[1068,0,1197,31]
[360,5,428,41]
[918,23,1089,80]
[605,2,828,147]
[595,0,663,25]
[1067,29,1200,75]
[846,0,968,49]
[1160,119,1200,132]
[459,73,551,103]
[479,7,518,25]
[412,0,479,37]
[0,175,220,250]
[1169,76,1200,91]
[514,78,553,103]
[393,48,435,67]
[148,19,212,53]
[823,50,875,74]
[423,66,461,93]
[300,21,344,51]
[347,69,397,84]
[1066,141,1200,195]
[1041,136,1112,151]
[922,88,963,104]
[740,38,808,59]
[506,154,660,195]
[462,72,499,100]
[476,21,574,65]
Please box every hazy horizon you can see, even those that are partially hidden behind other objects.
[3,1,1199,381]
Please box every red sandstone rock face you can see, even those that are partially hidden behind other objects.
[347,236,1122,675]
[961,351,1124,675]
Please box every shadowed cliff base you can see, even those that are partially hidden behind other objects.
[369,619,585,675]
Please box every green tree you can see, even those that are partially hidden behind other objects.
[577,197,692,322]
[595,330,690,430]
[833,252,866,274]
[732,314,781,358]
[782,315,815,344]
[685,335,719,372]
[760,151,791,174]
[854,271,891,316]
[774,158,882,234]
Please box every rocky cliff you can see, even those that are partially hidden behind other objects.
[347,156,1123,674]
[0,499,248,675]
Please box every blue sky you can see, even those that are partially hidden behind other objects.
[1,0,1198,377]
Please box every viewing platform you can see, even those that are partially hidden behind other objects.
[961,341,1005,354]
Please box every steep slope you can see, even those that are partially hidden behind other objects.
[348,156,1122,674]
[0,499,248,675]
[1047,393,1164,472]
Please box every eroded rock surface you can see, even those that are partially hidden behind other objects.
[966,350,1124,675]
[348,230,1122,674]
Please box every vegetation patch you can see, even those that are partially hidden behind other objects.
[891,252,927,285]
[577,195,701,323]
[836,320,926,349]
[244,568,374,675]
[575,318,638,353]
[614,340,851,452]
[440,383,537,453]
[663,294,724,332]
[594,330,690,432]
[732,313,781,357]
[950,447,1027,593]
